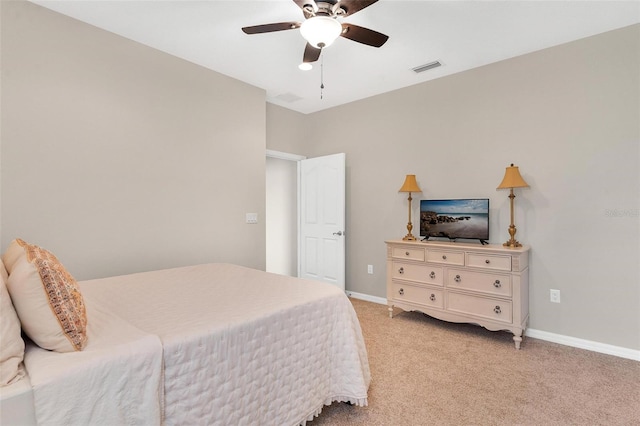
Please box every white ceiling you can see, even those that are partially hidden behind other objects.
[31,1,640,114]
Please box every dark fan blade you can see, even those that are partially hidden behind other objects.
[340,23,388,47]
[242,22,301,35]
[337,0,379,17]
[292,0,317,19]
[303,43,321,63]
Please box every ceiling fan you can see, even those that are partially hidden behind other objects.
[242,0,389,66]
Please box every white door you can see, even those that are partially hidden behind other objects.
[299,153,346,291]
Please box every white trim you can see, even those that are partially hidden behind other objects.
[525,328,640,361]
[297,160,301,278]
[266,149,306,161]
[346,291,387,306]
[347,292,640,361]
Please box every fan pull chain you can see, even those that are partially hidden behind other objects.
[320,51,324,100]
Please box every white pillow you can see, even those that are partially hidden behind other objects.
[0,259,25,386]
[3,239,87,352]
[0,258,7,283]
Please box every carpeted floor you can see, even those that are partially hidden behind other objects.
[310,298,640,425]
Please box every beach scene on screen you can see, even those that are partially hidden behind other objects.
[420,199,489,240]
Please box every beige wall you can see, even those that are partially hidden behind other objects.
[1,1,267,279]
[267,25,640,350]
[266,104,309,156]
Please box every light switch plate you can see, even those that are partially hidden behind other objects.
[246,213,258,224]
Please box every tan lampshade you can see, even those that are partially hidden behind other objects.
[399,175,422,193]
[497,164,529,189]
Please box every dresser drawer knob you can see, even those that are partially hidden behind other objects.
[454,275,461,282]
[398,267,404,274]
[494,305,502,314]
[442,255,447,260]
[399,288,404,295]
[430,294,436,301]
[429,271,436,279]
[485,259,491,264]
[405,251,410,256]
[494,280,501,288]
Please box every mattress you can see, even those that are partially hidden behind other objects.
[80,263,371,425]
[22,295,164,426]
[0,372,36,426]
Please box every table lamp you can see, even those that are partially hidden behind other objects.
[497,164,529,248]
[399,175,422,241]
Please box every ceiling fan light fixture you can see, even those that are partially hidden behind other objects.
[298,62,313,71]
[300,16,342,48]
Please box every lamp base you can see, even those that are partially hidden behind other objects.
[503,239,522,248]
[503,224,523,248]
[403,218,416,241]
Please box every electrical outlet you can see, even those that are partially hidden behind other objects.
[550,289,561,303]
[367,264,373,274]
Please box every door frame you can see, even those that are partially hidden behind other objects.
[266,150,346,289]
[265,150,306,276]
[266,149,306,162]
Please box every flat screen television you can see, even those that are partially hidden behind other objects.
[420,199,490,244]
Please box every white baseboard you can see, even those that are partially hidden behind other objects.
[347,291,640,362]
[525,328,640,361]
[347,291,387,306]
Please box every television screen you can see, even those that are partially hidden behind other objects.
[420,199,489,243]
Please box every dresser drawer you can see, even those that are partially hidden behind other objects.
[447,292,512,324]
[426,249,465,266]
[427,250,464,266]
[391,246,425,262]
[392,262,444,286]
[447,269,512,297]
[392,282,444,309]
[466,253,511,271]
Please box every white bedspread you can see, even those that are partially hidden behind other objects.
[23,296,163,426]
[80,263,371,425]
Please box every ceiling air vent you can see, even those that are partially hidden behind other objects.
[412,61,442,73]
[275,93,303,103]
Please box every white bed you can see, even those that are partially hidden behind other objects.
[79,263,371,425]
[1,289,164,426]
[24,300,164,425]
[0,374,36,425]
[2,258,370,425]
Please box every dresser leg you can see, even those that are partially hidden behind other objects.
[388,306,393,318]
[513,334,523,350]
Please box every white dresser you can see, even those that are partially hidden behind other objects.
[385,240,530,349]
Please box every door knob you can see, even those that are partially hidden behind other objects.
[332,231,343,236]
